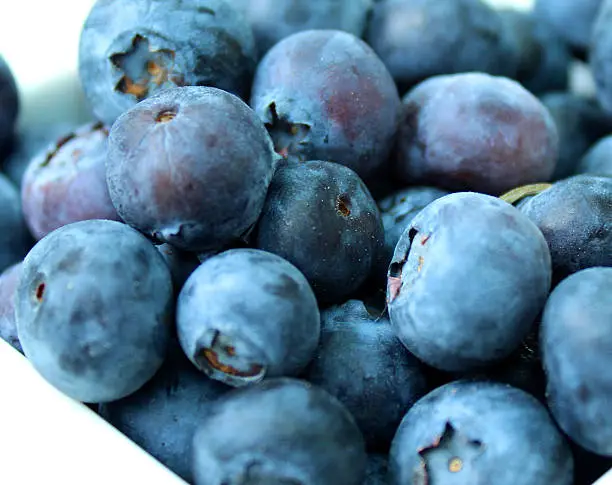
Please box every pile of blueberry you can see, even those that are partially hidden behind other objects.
[1,0,612,484]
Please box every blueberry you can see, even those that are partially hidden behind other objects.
[389,380,573,485]
[16,219,174,403]
[365,0,519,92]
[0,55,18,155]
[540,92,612,180]
[21,122,119,240]
[394,73,559,195]
[78,0,257,125]
[500,8,571,95]
[156,243,200,292]
[2,121,78,187]
[0,262,23,354]
[535,0,603,53]
[106,86,278,252]
[518,175,612,283]
[306,300,427,451]
[255,160,384,303]
[0,172,33,273]
[250,29,400,181]
[541,267,612,456]
[593,1,612,115]
[99,343,229,481]
[378,186,449,276]
[233,0,373,56]
[177,248,320,387]
[387,192,551,372]
[191,378,367,485]
[576,134,612,178]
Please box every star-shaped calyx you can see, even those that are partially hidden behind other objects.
[110,34,179,100]
[415,422,484,485]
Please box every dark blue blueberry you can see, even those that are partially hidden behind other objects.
[233,0,372,56]
[540,92,612,180]
[378,186,449,277]
[593,1,612,115]
[156,243,200,292]
[576,134,612,177]
[99,343,229,481]
[0,172,33,273]
[535,0,603,52]
[541,267,612,456]
[306,300,427,451]
[255,160,384,304]
[16,219,174,403]
[518,175,612,283]
[250,29,400,181]
[21,122,119,240]
[387,192,551,372]
[2,121,78,187]
[191,378,366,485]
[389,380,573,485]
[78,0,257,125]
[365,0,519,92]
[394,73,559,195]
[0,262,23,354]
[106,86,278,252]
[0,56,18,155]
[364,454,388,485]
[500,8,571,95]
[177,249,320,387]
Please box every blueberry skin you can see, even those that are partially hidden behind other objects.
[177,249,320,387]
[0,56,18,154]
[378,186,449,274]
[233,0,373,56]
[78,0,257,125]
[577,135,612,177]
[593,1,612,115]
[365,0,519,92]
[518,175,612,282]
[535,0,602,52]
[394,73,559,195]
[387,192,552,372]
[500,9,570,95]
[106,86,277,252]
[2,122,78,187]
[255,160,384,304]
[191,378,367,485]
[99,344,229,481]
[541,267,612,456]
[250,29,400,181]
[0,262,23,354]
[389,380,573,485]
[306,300,426,451]
[156,243,200,292]
[21,122,119,240]
[0,173,33,273]
[16,219,174,403]
[540,92,612,180]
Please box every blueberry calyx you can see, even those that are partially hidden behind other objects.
[264,102,311,160]
[416,421,484,485]
[195,329,266,386]
[109,34,181,101]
